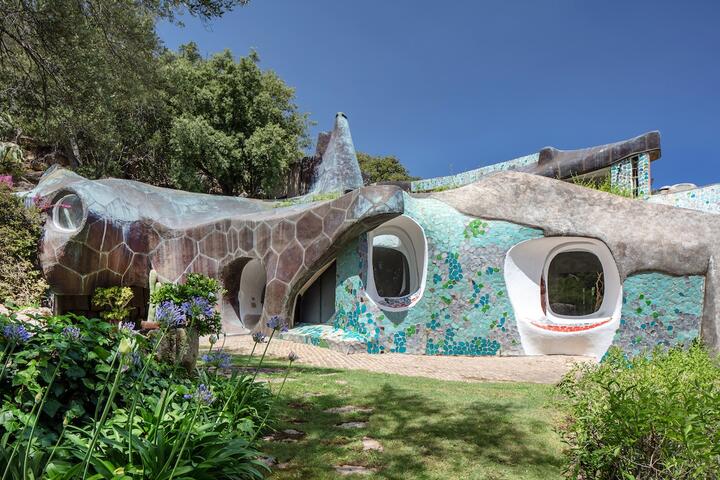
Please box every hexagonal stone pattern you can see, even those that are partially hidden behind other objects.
[29,168,405,331]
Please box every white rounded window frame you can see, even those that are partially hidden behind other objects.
[504,237,623,359]
[52,192,86,233]
[542,244,612,325]
[366,215,428,311]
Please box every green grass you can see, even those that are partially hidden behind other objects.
[232,355,565,480]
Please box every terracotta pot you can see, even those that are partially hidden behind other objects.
[141,320,160,330]
[156,327,200,373]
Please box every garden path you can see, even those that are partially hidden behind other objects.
[208,335,593,384]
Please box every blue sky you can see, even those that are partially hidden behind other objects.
[158,0,720,188]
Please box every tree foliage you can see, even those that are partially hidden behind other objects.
[357,152,417,184]
[0,0,310,199]
[163,45,308,196]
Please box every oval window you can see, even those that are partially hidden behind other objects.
[367,215,427,310]
[546,251,604,317]
[53,194,85,232]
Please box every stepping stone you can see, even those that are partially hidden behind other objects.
[302,392,324,398]
[324,405,374,414]
[261,428,306,442]
[336,421,367,429]
[335,380,348,385]
[277,462,291,470]
[362,437,383,452]
[335,465,376,476]
[258,456,277,467]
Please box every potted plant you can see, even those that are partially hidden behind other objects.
[149,273,224,372]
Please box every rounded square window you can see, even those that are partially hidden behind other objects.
[547,251,604,317]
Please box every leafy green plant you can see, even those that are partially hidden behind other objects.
[92,286,135,323]
[556,344,720,479]
[0,311,285,479]
[569,173,633,198]
[0,189,48,306]
[0,142,23,178]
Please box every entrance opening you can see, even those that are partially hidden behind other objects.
[295,261,336,325]
[238,259,266,329]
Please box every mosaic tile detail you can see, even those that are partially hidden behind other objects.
[647,184,720,215]
[333,193,543,355]
[637,153,651,199]
[281,324,367,354]
[610,157,635,195]
[410,154,538,192]
[611,273,704,357]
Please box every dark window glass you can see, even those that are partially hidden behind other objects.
[373,247,410,297]
[547,251,604,316]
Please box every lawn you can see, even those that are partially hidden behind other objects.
[232,354,566,480]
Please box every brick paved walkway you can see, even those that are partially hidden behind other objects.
[207,335,593,384]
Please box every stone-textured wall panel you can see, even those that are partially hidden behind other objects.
[297,212,323,245]
[198,230,228,260]
[100,224,123,252]
[276,240,304,283]
[107,243,133,276]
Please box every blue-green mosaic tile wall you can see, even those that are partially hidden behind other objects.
[611,273,705,356]
[410,153,538,192]
[647,184,720,215]
[333,193,543,355]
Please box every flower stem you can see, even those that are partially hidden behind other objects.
[126,329,166,464]
[82,352,127,480]
[250,359,294,443]
[23,360,62,477]
[1,390,43,480]
[168,402,201,480]
[0,342,16,383]
[218,330,274,422]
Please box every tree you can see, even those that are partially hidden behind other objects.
[164,45,308,196]
[0,0,247,179]
[357,152,418,184]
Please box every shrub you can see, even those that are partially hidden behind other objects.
[556,344,720,479]
[92,286,134,323]
[0,189,48,306]
[569,174,633,198]
[0,312,281,479]
[0,142,23,178]
[151,273,224,335]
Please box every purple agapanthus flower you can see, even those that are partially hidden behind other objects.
[185,384,215,404]
[155,301,186,328]
[119,322,137,334]
[201,350,232,369]
[266,315,287,331]
[3,324,31,343]
[62,325,81,341]
[182,296,215,320]
[251,332,266,344]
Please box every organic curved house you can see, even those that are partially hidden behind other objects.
[27,114,720,359]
